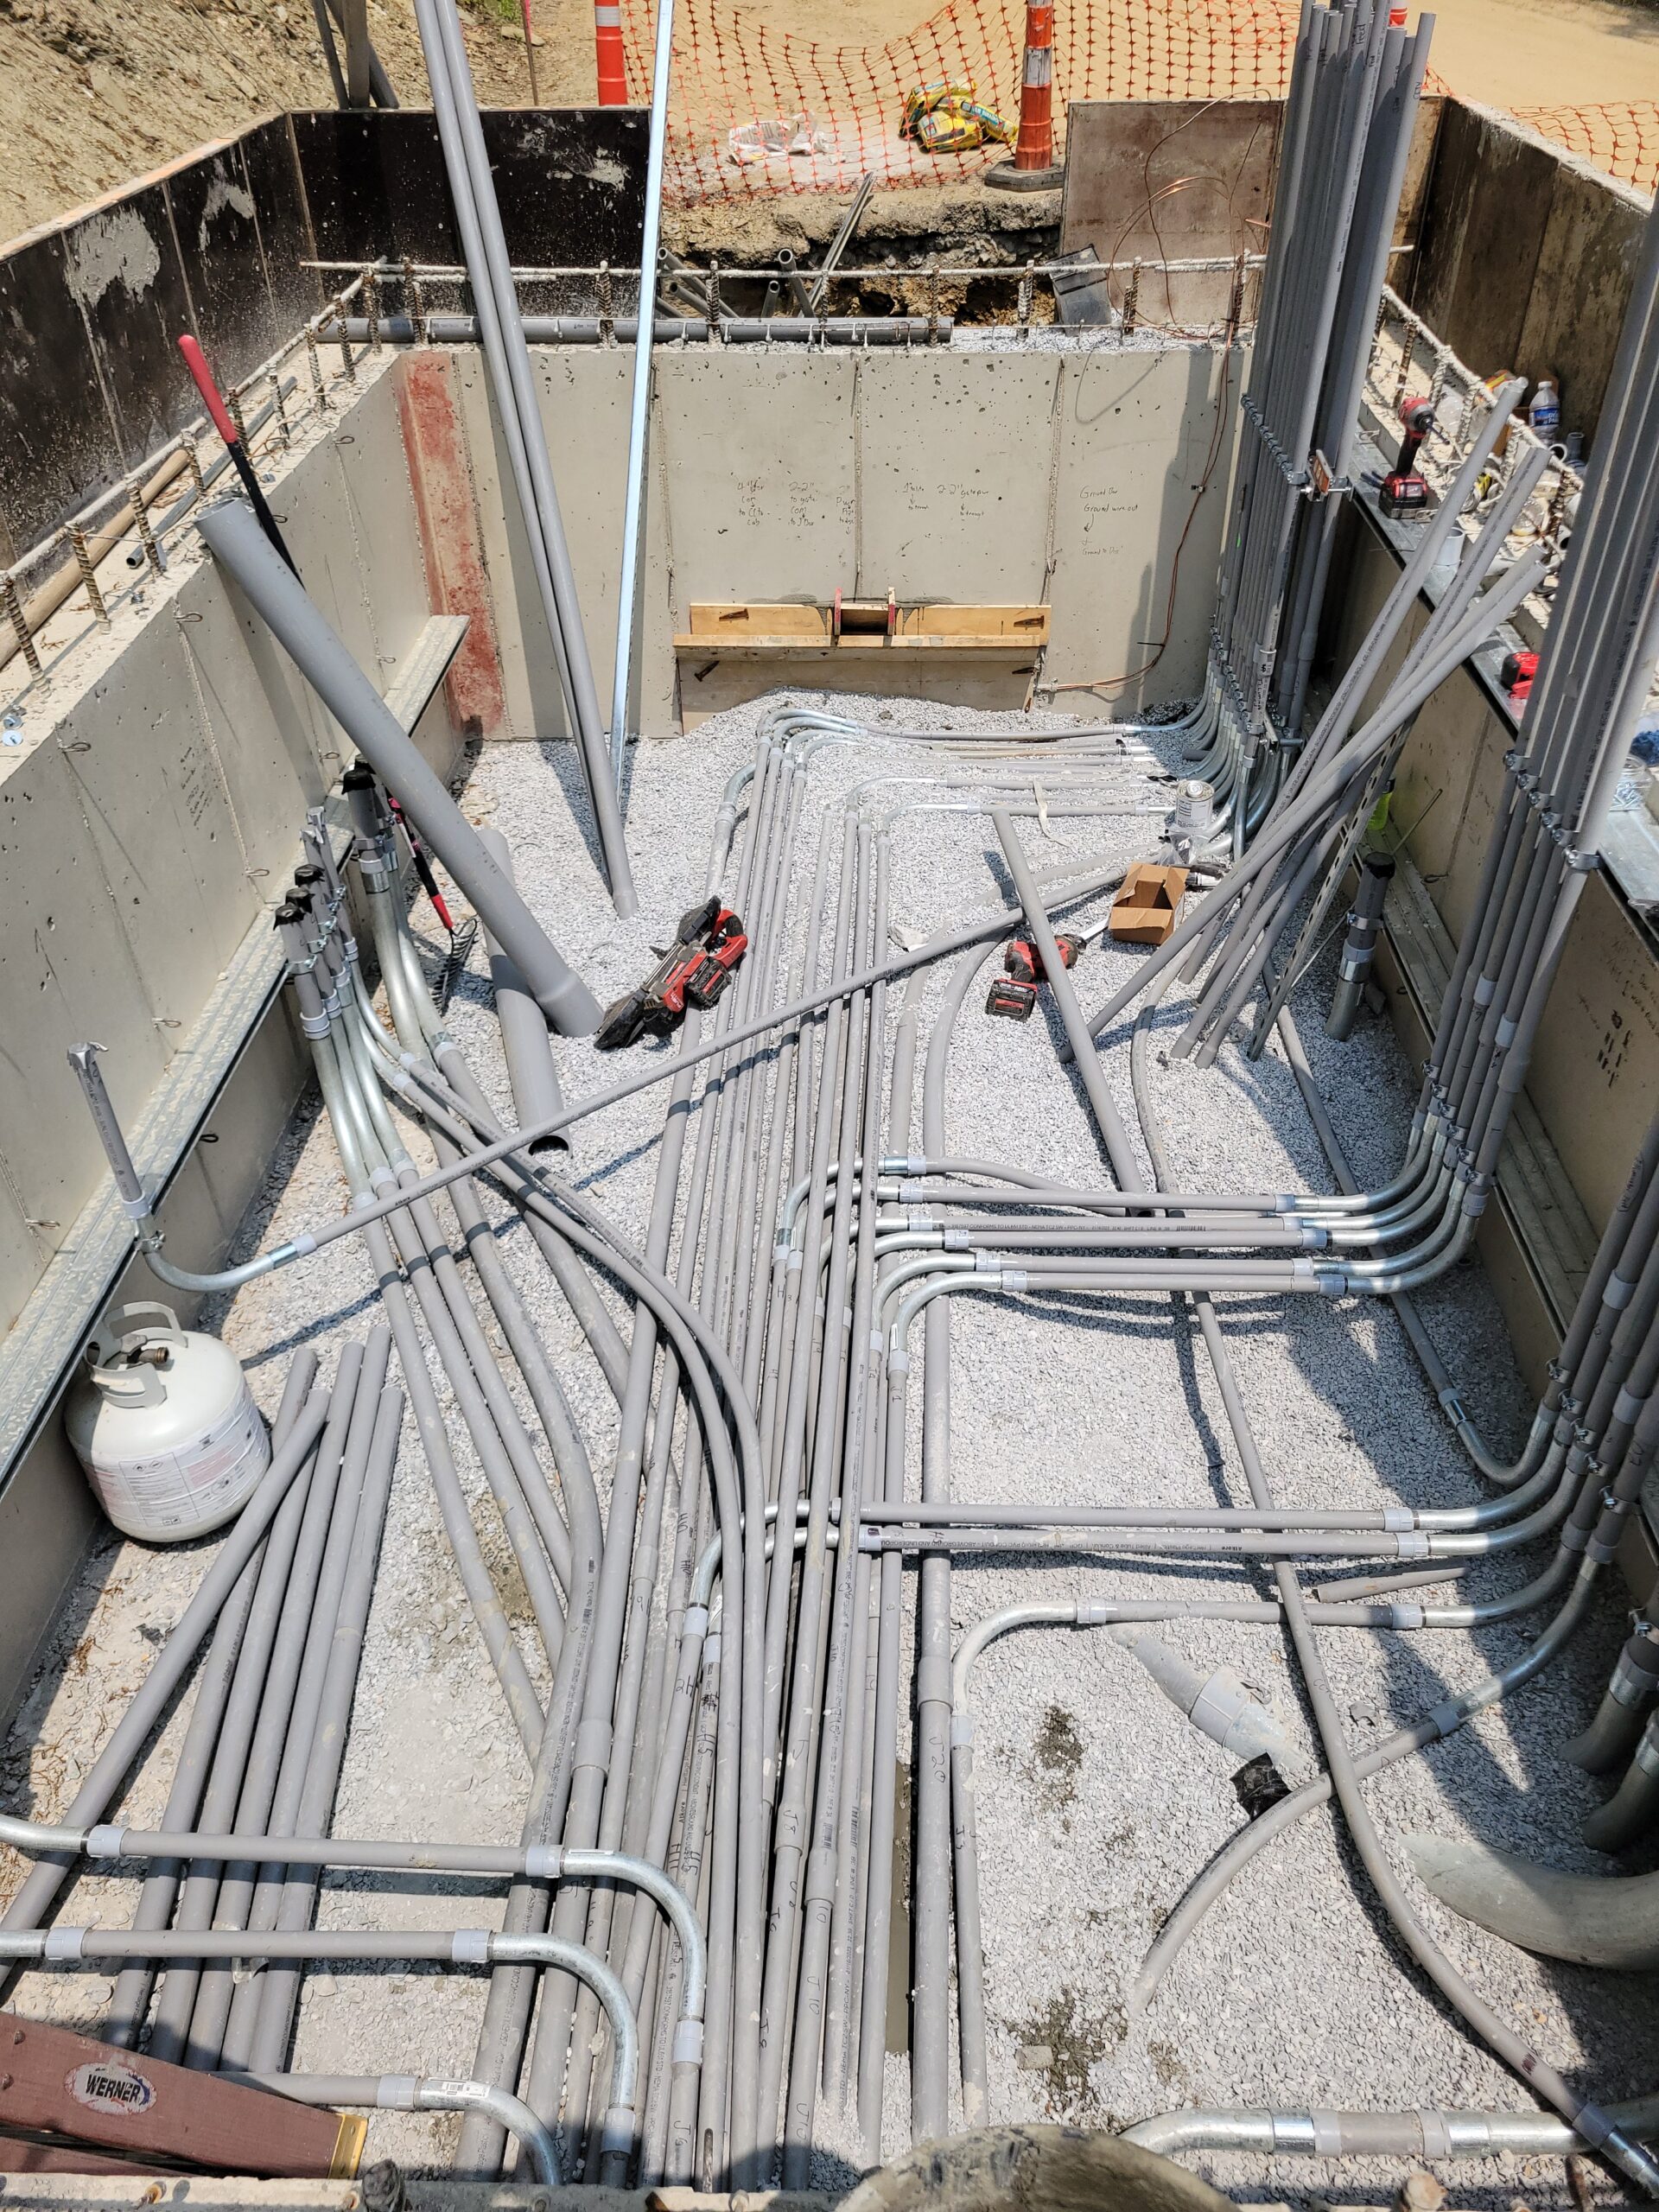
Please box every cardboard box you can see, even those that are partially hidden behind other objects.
[1109,862,1189,946]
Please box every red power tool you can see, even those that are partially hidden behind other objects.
[596,896,749,1051]
[986,931,1084,1020]
[1501,647,1539,710]
[1378,396,1436,518]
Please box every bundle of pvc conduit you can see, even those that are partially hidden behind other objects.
[1165,0,1433,854]
[1148,389,1551,1069]
[405,0,636,918]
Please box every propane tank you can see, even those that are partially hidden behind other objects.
[65,1303,270,1542]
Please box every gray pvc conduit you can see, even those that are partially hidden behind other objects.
[0,1389,332,1970]
[1570,1618,1659,1775]
[478,823,568,1151]
[1131,1560,1595,2007]
[197,501,601,1032]
[0,1814,704,2023]
[1408,1830,1659,1967]
[1122,946,1659,2192]
[411,0,635,917]
[128,849,1155,1294]
[99,1349,321,2049]
[0,1924,639,2175]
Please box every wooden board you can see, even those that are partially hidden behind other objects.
[0,2013,364,2178]
[675,601,1050,656]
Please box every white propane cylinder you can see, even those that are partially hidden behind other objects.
[65,1302,270,1542]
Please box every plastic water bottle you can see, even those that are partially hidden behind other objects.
[1529,377,1560,442]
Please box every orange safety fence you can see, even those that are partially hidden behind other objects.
[620,0,1659,209]
[622,0,1305,201]
[1510,101,1659,196]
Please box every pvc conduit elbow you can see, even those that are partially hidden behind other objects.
[240,2075,558,2185]
[1408,1827,1659,1968]
[1122,1637,1314,1783]
[1581,1711,1659,1853]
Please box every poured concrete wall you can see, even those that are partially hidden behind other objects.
[1408,100,1649,452]
[444,338,1240,735]
[0,359,462,1730]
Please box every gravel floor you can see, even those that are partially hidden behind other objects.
[3,690,1655,2207]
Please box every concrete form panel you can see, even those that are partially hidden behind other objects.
[1329,518,1659,1321]
[654,350,858,613]
[1060,100,1281,328]
[534,349,632,721]
[854,353,1059,607]
[1529,872,1659,1231]
[175,556,333,885]
[328,372,433,690]
[1410,100,1648,451]
[531,349,678,740]
[269,423,383,695]
[50,620,263,1049]
[1045,343,1236,712]
[0,742,167,1285]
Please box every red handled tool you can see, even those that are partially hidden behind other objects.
[596,896,749,1050]
[1378,396,1436,518]
[986,931,1084,1020]
[1501,646,1539,711]
[385,792,456,938]
[177,334,298,575]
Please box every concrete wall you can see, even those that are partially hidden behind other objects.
[446,338,1239,735]
[1408,99,1650,451]
[0,358,463,1730]
[1324,509,1659,1389]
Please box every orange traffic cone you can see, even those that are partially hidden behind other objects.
[987,0,1065,191]
[594,0,627,101]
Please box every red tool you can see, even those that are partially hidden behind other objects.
[1501,647,1539,712]
[1378,396,1436,518]
[177,335,298,575]
[596,896,749,1051]
[385,792,456,938]
[986,931,1083,1020]
[1500,648,1539,690]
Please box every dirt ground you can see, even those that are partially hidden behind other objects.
[1424,0,1659,112]
[3,0,1659,276]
